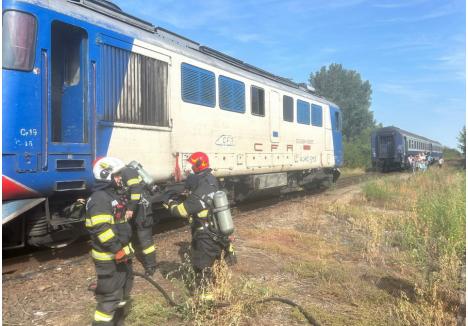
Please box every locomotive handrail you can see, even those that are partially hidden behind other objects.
[41,49,49,170]
[91,61,97,161]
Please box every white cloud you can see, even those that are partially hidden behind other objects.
[232,33,264,43]
[377,2,459,24]
[371,0,429,9]
[376,82,436,102]
[417,49,466,81]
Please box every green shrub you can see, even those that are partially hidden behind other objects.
[362,178,398,202]
[343,130,372,169]
[413,171,466,262]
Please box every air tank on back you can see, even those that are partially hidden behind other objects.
[127,160,154,185]
[212,191,234,235]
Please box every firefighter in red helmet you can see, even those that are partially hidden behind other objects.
[188,151,210,173]
[165,152,235,300]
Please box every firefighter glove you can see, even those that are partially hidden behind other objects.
[162,199,176,210]
[115,245,134,263]
[125,210,134,220]
[115,249,128,263]
[225,243,237,266]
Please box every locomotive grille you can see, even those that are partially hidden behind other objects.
[377,135,394,158]
[101,44,169,127]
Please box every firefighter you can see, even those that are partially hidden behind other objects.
[120,164,157,277]
[86,157,134,326]
[164,152,235,300]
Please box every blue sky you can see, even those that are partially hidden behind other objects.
[113,0,465,148]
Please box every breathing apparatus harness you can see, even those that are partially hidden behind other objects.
[125,161,156,215]
[189,174,234,250]
[109,187,129,223]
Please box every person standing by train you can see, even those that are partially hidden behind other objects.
[86,157,134,326]
[164,152,236,301]
[407,155,414,173]
[120,164,157,277]
[438,157,444,168]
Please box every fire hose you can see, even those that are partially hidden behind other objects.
[133,271,321,326]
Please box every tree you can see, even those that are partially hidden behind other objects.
[443,147,462,160]
[310,63,374,141]
[457,126,465,156]
[343,127,373,168]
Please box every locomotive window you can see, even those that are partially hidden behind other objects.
[51,21,88,143]
[2,11,37,71]
[219,75,245,113]
[52,21,85,87]
[283,95,294,122]
[251,86,265,116]
[181,63,216,108]
[296,100,310,125]
[334,111,341,131]
[103,45,169,126]
[311,104,323,127]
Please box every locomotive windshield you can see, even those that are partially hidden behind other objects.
[2,11,37,71]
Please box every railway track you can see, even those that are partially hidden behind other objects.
[2,171,384,282]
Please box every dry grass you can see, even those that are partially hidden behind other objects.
[340,167,367,177]
[359,168,465,325]
[125,167,464,325]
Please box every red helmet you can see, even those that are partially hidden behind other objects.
[187,152,210,173]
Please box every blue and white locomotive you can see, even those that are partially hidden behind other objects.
[3,0,343,248]
[371,126,443,172]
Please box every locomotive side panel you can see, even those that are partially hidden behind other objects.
[2,0,343,248]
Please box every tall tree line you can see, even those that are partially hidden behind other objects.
[309,63,375,167]
[309,63,375,141]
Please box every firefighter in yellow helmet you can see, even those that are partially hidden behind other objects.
[119,164,157,277]
[86,157,134,325]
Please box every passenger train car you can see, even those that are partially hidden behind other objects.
[3,0,343,248]
[371,126,442,172]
